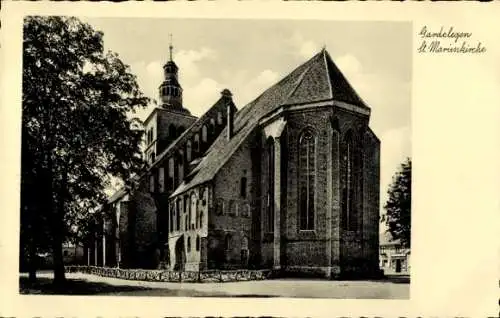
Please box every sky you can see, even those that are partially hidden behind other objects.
[82,18,412,216]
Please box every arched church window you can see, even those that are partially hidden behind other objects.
[168,157,175,190]
[158,167,165,193]
[217,112,223,125]
[298,128,316,231]
[240,177,247,198]
[178,126,185,136]
[216,198,224,215]
[224,234,231,251]
[177,151,184,182]
[191,193,197,230]
[176,199,181,231]
[149,174,155,193]
[194,134,200,152]
[169,124,176,139]
[186,141,192,162]
[199,211,204,228]
[187,236,191,252]
[210,118,216,135]
[202,125,208,143]
[196,236,200,251]
[341,130,357,231]
[169,204,174,233]
[266,137,275,233]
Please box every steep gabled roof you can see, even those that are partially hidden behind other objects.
[171,49,370,197]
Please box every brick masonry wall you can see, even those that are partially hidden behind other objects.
[362,129,380,271]
[262,105,379,277]
[283,109,332,268]
[210,134,256,269]
[129,178,159,269]
[167,185,210,271]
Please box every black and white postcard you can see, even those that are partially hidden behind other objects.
[1,2,498,318]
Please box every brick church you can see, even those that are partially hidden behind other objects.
[88,46,381,279]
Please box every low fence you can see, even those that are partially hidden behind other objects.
[65,265,273,283]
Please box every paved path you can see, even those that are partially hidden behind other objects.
[25,272,409,299]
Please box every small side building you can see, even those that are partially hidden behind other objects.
[379,232,410,274]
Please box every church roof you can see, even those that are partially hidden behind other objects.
[171,48,369,197]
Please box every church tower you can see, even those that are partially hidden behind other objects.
[158,38,190,114]
[143,37,197,165]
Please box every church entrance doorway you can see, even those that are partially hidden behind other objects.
[174,235,186,271]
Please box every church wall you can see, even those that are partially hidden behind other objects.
[144,113,158,163]
[282,109,332,268]
[209,135,256,269]
[332,109,380,277]
[128,178,159,269]
[362,130,381,272]
[167,184,210,271]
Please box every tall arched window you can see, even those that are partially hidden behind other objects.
[202,125,208,143]
[341,130,357,231]
[186,141,192,162]
[191,193,197,230]
[178,152,184,182]
[168,157,175,190]
[169,204,174,233]
[298,128,316,231]
[187,236,191,252]
[266,137,275,233]
[240,177,247,198]
[225,234,231,251]
[177,126,185,137]
[196,236,200,251]
[209,118,216,136]
[176,199,181,231]
[169,124,176,139]
[194,134,200,152]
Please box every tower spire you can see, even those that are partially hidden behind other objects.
[169,33,173,61]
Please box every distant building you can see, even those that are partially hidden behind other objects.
[63,242,85,265]
[379,232,410,274]
[86,46,381,279]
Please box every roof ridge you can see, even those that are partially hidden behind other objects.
[322,49,334,100]
[283,63,312,103]
[323,50,370,109]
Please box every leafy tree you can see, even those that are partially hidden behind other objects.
[22,16,148,285]
[381,158,411,248]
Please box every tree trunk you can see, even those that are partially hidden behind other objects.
[52,226,65,286]
[28,234,37,283]
[52,165,68,287]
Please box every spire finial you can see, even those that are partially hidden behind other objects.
[169,33,173,61]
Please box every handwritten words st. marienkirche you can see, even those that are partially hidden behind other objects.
[418,26,486,54]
